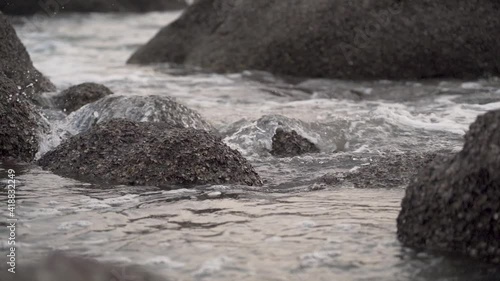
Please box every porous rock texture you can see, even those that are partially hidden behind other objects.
[53,82,113,113]
[0,73,44,162]
[0,13,55,93]
[270,128,319,157]
[128,0,500,80]
[0,0,187,15]
[38,119,263,187]
[397,109,500,263]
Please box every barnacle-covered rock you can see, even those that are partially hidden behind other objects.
[270,128,319,157]
[0,13,55,93]
[0,73,45,161]
[52,83,113,114]
[66,95,214,133]
[38,119,262,187]
[129,0,500,79]
[397,109,500,264]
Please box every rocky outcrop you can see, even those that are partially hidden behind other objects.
[65,95,214,133]
[128,0,500,80]
[38,119,262,187]
[0,73,45,162]
[0,0,187,15]
[271,128,319,157]
[397,110,500,264]
[0,13,55,93]
[52,83,113,113]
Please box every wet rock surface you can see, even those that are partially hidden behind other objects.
[0,0,187,14]
[0,13,55,93]
[38,119,263,187]
[271,128,320,157]
[128,0,500,80]
[52,82,113,113]
[66,95,214,133]
[397,109,500,264]
[0,73,44,162]
[321,152,446,188]
[0,252,167,281]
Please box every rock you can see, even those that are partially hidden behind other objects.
[128,0,500,80]
[271,128,319,157]
[52,83,113,114]
[65,95,214,134]
[0,252,167,281]
[38,119,263,187]
[321,152,444,188]
[397,110,500,264]
[0,13,55,93]
[0,73,45,162]
[0,0,187,15]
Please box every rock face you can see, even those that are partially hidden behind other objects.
[38,119,263,187]
[0,0,187,14]
[128,0,500,79]
[0,73,43,162]
[66,95,214,133]
[0,13,55,93]
[397,110,500,264]
[271,128,319,157]
[53,83,113,113]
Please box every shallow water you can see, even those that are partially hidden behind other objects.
[1,11,500,280]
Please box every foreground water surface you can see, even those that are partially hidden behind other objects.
[1,11,500,281]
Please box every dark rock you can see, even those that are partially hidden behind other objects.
[321,152,444,188]
[397,109,500,264]
[65,95,214,134]
[0,252,168,281]
[271,128,319,157]
[38,119,262,187]
[53,83,113,113]
[0,0,187,15]
[0,73,44,162]
[128,0,500,80]
[0,13,55,93]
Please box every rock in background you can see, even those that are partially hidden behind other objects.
[397,109,500,264]
[128,0,500,80]
[51,82,113,114]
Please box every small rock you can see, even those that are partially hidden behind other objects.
[270,128,319,157]
[52,83,113,114]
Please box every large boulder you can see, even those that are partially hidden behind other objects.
[38,119,263,187]
[128,0,500,79]
[52,82,113,114]
[65,95,214,133]
[397,110,500,264]
[0,0,187,14]
[0,13,55,93]
[0,73,44,162]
